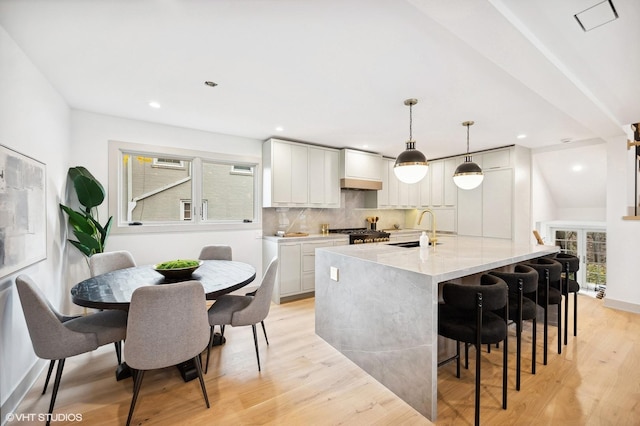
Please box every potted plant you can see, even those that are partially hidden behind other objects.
[59,166,113,258]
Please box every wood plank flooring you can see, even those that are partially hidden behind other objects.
[12,294,640,425]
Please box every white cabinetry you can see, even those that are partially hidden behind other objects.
[263,237,347,303]
[308,146,340,207]
[263,139,340,208]
[365,158,420,209]
[340,149,382,182]
[278,243,302,295]
[456,146,530,242]
[302,240,336,292]
[430,158,458,207]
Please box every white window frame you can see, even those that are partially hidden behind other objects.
[108,140,262,234]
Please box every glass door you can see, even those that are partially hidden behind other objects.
[551,228,607,296]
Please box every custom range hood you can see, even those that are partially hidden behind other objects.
[339,149,383,191]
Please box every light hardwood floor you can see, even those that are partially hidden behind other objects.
[12,294,640,425]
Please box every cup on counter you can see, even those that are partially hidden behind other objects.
[321,224,330,235]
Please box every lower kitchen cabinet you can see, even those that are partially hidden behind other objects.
[263,237,347,303]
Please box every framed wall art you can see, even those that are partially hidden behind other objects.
[0,144,47,278]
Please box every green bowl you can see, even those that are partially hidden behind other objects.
[153,260,203,279]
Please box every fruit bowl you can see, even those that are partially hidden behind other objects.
[153,259,203,279]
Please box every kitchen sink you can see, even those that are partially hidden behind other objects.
[387,240,441,248]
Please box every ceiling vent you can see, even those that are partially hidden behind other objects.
[574,0,619,32]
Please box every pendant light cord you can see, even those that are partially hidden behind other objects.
[466,124,470,154]
[409,102,413,142]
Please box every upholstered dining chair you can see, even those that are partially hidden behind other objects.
[124,280,210,426]
[89,250,137,276]
[205,257,278,373]
[198,244,232,261]
[522,257,563,365]
[89,250,136,366]
[16,275,127,426]
[39,302,80,396]
[490,264,539,390]
[438,274,509,426]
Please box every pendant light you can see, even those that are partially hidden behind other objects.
[394,98,428,184]
[453,121,484,190]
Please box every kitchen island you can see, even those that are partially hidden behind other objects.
[314,234,558,421]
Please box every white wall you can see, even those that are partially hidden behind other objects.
[555,207,606,221]
[531,154,557,227]
[64,111,264,305]
[0,26,71,416]
[605,134,640,312]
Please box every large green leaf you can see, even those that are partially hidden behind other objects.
[73,229,102,252]
[69,240,93,257]
[72,174,105,210]
[59,204,94,235]
[62,167,111,257]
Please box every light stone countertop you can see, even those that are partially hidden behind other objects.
[317,234,559,282]
[262,233,349,243]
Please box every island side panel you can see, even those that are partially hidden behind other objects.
[315,249,438,420]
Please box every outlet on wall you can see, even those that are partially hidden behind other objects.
[330,266,339,281]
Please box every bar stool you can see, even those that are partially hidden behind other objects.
[489,264,539,390]
[553,253,580,345]
[438,274,509,426]
[522,257,563,365]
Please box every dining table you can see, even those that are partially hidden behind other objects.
[71,259,257,381]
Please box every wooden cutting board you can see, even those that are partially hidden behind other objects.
[284,232,309,237]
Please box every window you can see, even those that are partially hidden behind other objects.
[109,140,260,233]
[551,226,607,295]
[180,200,192,221]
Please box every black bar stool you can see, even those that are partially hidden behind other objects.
[490,264,539,390]
[522,257,563,365]
[438,274,509,426]
[553,253,580,345]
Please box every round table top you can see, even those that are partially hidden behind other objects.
[71,260,257,310]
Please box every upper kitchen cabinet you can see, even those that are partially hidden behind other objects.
[263,139,340,208]
[456,146,531,242]
[308,146,340,207]
[430,158,459,207]
[339,149,383,190]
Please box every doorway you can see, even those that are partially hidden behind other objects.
[550,227,607,297]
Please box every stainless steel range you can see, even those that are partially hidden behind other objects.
[329,228,390,244]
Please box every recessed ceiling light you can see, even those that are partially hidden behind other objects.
[275,126,284,132]
[148,101,161,109]
[204,81,218,87]
[362,144,369,149]
[572,164,583,172]
[516,134,527,139]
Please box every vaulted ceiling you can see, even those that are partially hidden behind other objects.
[1,0,637,208]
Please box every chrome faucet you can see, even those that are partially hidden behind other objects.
[417,209,437,245]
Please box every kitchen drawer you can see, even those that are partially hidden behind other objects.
[302,241,335,254]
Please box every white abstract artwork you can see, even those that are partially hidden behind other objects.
[0,145,46,278]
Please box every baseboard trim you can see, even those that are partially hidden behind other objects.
[603,298,640,314]
[1,359,45,426]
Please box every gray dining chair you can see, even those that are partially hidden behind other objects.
[198,244,232,261]
[197,244,267,346]
[41,310,80,397]
[16,275,127,426]
[89,250,137,276]
[205,257,278,373]
[89,250,136,365]
[124,280,210,426]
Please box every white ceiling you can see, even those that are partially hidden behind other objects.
[0,0,636,206]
